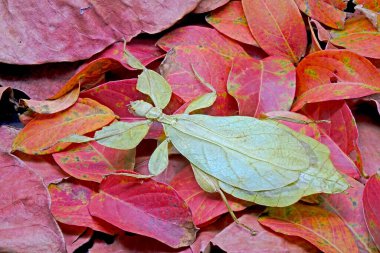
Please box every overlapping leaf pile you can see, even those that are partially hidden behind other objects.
[1,0,380,252]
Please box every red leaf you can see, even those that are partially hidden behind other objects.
[80,79,145,118]
[49,179,118,234]
[161,45,238,116]
[302,101,359,155]
[206,1,259,46]
[331,33,380,59]
[90,234,191,253]
[320,176,379,253]
[0,125,19,153]
[157,25,247,59]
[228,55,296,117]
[170,165,249,226]
[89,174,198,248]
[295,50,380,97]
[259,203,359,253]
[363,172,380,250]
[53,141,135,183]
[194,0,230,13]
[15,152,69,185]
[0,62,80,100]
[0,152,65,252]
[293,50,380,110]
[242,0,307,63]
[294,0,346,29]
[0,1,201,64]
[356,114,380,177]
[60,224,93,253]
[12,98,116,155]
[212,210,319,253]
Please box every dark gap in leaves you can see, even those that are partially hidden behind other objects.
[345,0,356,13]
[74,231,116,253]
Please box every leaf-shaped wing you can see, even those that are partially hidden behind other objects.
[163,114,310,191]
[220,121,349,207]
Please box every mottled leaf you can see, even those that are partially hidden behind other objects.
[354,0,380,12]
[160,45,238,116]
[295,50,380,97]
[206,1,258,46]
[363,172,380,250]
[53,141,135,182]
[0,153,65,253]
[49,179,117,234]
[320,176,379,253]
[20,84,80,114]
[212,210,319,253]
[294,0,346,29]
[331,32,380,59]
[259,203,359,253]
[157,25,247,59]
[89,174,197,248]
[12,98,116,155]
[242,0,307,62]
[228,55,296,117]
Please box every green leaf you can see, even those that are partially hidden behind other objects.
[137,69,172,109]
[191,164,219,193]
[219,120,349,207]
[59,134,94,143]
[94,120,151,150]
[163,114,310,191]
[123,41,145,70]
[149,139,170,176]
[184,92,217,114]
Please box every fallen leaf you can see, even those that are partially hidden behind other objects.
[89,174,198,248]
[20,84,81,114]
[242,0,307,62]
[259,203,359,253]
[212,210,319,253]
[227,55,296,117]
[53,141,135,183]
[194,0,230,13]
[160,45,238,116]
[354,0,380,12]
[0,0,201,64]
[294,0,346,29]
[170,165,249,226]
[80,79,145,117]
[0,125,19,153]
[0,62,80,100]
[295,50,380,97]
[356,114,380,177]
[157,25,247,59]
[15,152,69,185]
[90,234,191,253]
[320,176,379,253]
[363,172,380,250]
[206,1,259,46]
[60,224,93,253]
[49,178,118,234]
[330,15,377,38]
[0,152,65,253]
[331,32,380,59]
[12,98,116,155]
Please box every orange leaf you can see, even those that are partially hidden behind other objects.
[242,0,307,63]
[259,203,359,253]
[12,98,115,155]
